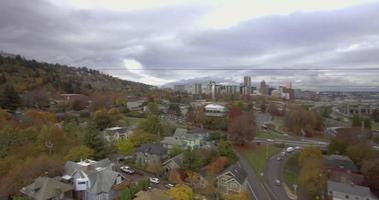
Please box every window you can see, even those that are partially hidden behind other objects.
[78,182,86,185]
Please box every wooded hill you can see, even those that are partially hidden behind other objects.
[0,53,151,96]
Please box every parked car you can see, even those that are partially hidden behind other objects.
[295,146,301,150]
[120,166,135,174]
[277,156,282,161]
[267,139,274,142]
[165,183,174,188]
[280,151,286,156]
[275,179,281,186]
[286,147,294,153]
[149,177,160,184]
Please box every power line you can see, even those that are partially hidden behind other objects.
[95,67,379,71]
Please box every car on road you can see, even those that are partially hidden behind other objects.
[165,183,174,188]
[120,166,135,174]
[277,156,282,161]
[280,151,286,156]
[286,147,294,153]
[149,177,160,184]
[295,146,301,150]
[275,179,281,186]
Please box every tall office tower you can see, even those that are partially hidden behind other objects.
[209,81,216,101]
[243,76,252,95]
[259,80,269,95]
[192,83,202,95]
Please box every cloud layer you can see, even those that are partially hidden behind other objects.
[0,0,379,90]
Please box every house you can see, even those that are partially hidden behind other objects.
[134,188,172,200]
[20,177,74,200]
[161,128,207,150]
[204,104,227,117]
[216,164,248,195]
[325,155,359,174]
[327,181,378,200]
[62,159,126,200]
[329,171,365,186]
[162,153,184,174]
[126,97,145,112]
[135,143,167,165]
[103,126,135,141]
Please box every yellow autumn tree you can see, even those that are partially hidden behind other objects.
[168,184,194,200]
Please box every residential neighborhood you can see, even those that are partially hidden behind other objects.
[1,1,379,200]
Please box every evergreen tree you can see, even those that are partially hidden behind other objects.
[0,84,21,112]
[83,121,106,159]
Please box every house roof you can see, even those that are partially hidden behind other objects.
[325,155,359,172]
[173,128,188,137]
[135,143,167,156]
[64,158,122,193]
[134,188,171,200]
[20,177,73,200]
[163,154,184,166]
[328,181,376,198]
[329,171,364,185]
[161,136,183,146]
[218,164,247,184]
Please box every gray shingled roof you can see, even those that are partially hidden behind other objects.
[63,159,121,194]
[328,181,376,198]
[218,164,247,184]
[135,143,167,156]
[20,177,73,200]
[325,155,359,172]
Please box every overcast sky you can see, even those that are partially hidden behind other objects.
[1,0,379,90]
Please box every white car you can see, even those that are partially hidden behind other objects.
[267,139,274,142]
[280,151,286,156]
[165,183,174,188]
[295,146,301,150]
[286,147,294,153]
[149,177,160,184]
[277,157,282,161]
[275,179,281,186]
[120,166,135,174]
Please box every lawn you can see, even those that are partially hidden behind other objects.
[242,144,281,176]
[120,116,146,126]
[283,153,300,193]
[373,122,379,131]
[271,117,285,131]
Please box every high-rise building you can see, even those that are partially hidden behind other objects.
[226,85,238,95]
[209,81,216,101]
[192,83,202,95]
[259,80,268,95]
[243,76,252,95]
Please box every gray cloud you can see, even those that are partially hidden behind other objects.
[0,0,379,90]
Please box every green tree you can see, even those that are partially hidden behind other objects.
[116,140,134,156]
[327,138,347,155]
[139,114,162,135]
[146,102,160,115]
[351,114,362,127]
[0,84,21,112]
[93,109,114,130]
[64,145,94,161]
[83,122,107,159]
[346,143,375,167]
[217,140,238,164]
[183,149,203,171]
[169,145,183,157]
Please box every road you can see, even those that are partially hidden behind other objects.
[237,153,277,200]
[264,152,294,200]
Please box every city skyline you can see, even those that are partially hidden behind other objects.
[1,0,379,90]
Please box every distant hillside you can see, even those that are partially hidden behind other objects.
[0,53,151,96]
